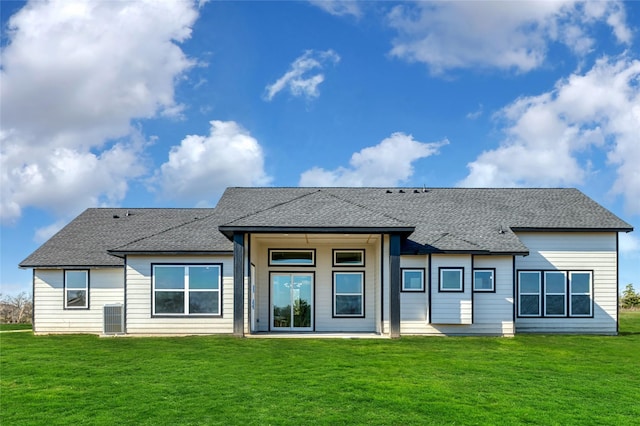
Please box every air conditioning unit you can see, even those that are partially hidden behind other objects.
[103,304,124,335]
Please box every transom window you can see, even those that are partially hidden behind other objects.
[65,270,89,309]
[439,268,464,292]
[473,269,495,292]
[401,268,425,292]
[269,249,315,266]
[333,250,365,266]
[153,264,221,316]
[333,272,364,317]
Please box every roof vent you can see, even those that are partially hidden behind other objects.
[113,215,120,219]
[386,190,393,193]
[413,189,420,193]
[399,189,405,193]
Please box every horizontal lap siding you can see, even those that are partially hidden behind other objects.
[251,239,379,333]
[125,255,234,335]
[430,255,472,325]
[515,232,618,334]
[401,255,514,336]
[34,269,124,334]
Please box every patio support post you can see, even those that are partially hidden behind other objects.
[233,233,245,337]
[389,234,401,338]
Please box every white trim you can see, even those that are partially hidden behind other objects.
[439,268,463,292]
[269,249,315,266]
[333,249,365,266]
[401,268,424,292]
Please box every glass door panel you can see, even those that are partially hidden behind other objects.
[271,273,313,331]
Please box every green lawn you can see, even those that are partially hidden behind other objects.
[0,323,32,331]
[1,312,639,425]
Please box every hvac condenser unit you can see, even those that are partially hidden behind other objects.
[103,304,124,335]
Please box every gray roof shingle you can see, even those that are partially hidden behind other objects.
[19,208,223,268]
[20,187,633,267]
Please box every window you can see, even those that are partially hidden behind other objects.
[333,272,364,317]
[269,249,315,266]
[153,265,221,316]
[517,270,593,318]
[518,271,541,317]
[65,270,88,309]
[333,249,365,266]
[439,268,463,292]
[544,271,566,316]
[401,268,425,292]
[570,272,592,316]
[473,269,495,292]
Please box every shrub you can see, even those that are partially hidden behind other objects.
[620,284,640,309]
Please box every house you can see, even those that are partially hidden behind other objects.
[19,187,633,337]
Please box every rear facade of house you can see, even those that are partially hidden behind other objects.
[20,187,633,337]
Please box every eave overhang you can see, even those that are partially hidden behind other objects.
[511,227,634,233]
[218,225,416,241]
[107,250,234,258]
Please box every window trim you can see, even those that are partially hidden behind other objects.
[332,271,365,318]
[473,268,496,293]
[569,271,593,317]
[517,269,594,318]
[401,268,426,292]
[438,267,464,292]
[64,269,89,310]
[332,249,365,267]
[151,263,223,317]
[518,271,542,317]
[544,271,567,317]
[268,249,316,267]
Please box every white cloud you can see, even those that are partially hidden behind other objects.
[459,56,640,216]
[619,233,639,254]
[308,1,362,18]
[0,0,199,223]
[387,1,631,74]
[264,49,340,101]
[157,120,271,203]
[299,133,447,186]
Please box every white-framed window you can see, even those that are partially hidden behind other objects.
[64,270,89,309]
[544,271,567,316]
[473,269,495,292]
[269,249,315,266]
[153,264,222,316]
[333,249,365,267]
[569,272,592,317]
[439,267,464,292]
[518,271,541,317]
[333,271,364,317]
[401,268,425,292]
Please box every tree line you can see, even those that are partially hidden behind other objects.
[0,292,33,324]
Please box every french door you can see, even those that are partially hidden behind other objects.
[271,273,313,331]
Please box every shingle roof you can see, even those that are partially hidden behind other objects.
[20,187,633,267]
[216,187,633,254]
[19,208,225,268]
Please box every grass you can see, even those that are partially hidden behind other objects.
[1,312,639,425]
[0,323,32,331]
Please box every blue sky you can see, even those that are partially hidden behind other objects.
[1,0,638,296]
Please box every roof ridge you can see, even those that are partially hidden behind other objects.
[109,210,220,251]
[324,191,410,225]
[221,189,321,226]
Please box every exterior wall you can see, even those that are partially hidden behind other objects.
[33,268,123,334]
[249,235,381,333]
[515,232,618,334]
[400,255,514,336]
[125,254,234,335]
